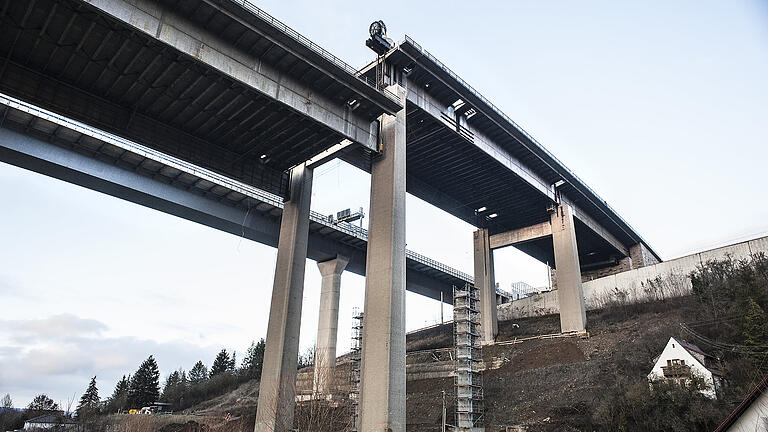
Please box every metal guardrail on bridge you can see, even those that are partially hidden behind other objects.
[0,93,473,286]
[231,0,399,104]
[402,35,654,257]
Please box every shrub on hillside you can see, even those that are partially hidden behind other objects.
[593,254,768,430]
[594,377,728,431]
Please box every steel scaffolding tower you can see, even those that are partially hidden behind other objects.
[349,307,364,431]
[454,284,485,432]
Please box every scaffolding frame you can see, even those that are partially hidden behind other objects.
[454,284,485,432]
[349,307,364,431]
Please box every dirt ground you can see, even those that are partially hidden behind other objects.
[175,297,695,431]
[406,297,696,431]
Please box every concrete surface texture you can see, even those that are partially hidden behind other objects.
[313,255,350,397]
[83,0,380,148]
[358,85,407,432]
[254,164,313,432]
[551,205,587,333]
[499,235,768,320]
[474,228,499,343]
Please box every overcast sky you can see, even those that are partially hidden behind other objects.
[2,0,767,408]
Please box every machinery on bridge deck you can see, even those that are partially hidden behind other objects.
[366,20,394,91]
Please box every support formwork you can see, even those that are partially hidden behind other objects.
[349,308,363,431]
[454,284,485,432]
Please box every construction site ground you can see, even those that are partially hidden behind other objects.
[169,297,695,431]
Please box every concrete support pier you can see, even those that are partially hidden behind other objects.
[254,163,313,432]
[313,255,349,398]
[359,85,407,432]
[473,228,498,344]
[551,204,587,333]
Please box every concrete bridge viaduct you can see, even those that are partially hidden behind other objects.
[0,1,659,430]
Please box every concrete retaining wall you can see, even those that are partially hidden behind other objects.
[498,236,768,320]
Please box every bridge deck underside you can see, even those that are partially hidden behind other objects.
[406,102,551,231]
[0,0,389,198]
[362,43,653,267]
[405,103,624,268]
[0,97,471,301]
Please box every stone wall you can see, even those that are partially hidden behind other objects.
[498,236,768,320]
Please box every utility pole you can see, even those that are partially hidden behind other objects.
[440,291,444,324]
[441,390,446,432]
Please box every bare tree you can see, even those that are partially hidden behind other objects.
[1,394,12,409]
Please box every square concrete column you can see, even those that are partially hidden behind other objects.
[254,163,312,432]
[359,84,407,432]
[473,228,498,343]
[313,255,349,398]
[551,204,587,333]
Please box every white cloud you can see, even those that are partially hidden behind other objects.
[2,314,107,340]
[0,314,218,408]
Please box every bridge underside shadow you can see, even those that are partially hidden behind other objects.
[0,95,468,303]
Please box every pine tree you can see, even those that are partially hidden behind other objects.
[743,298,768,347]
[241,339,266,379]
[127,356,160,409]
[105,375,130,413]
[162,371,181,395]
[76,376,100,419]
[161,369,188,409]
[210,349,231,377]
[189,361,208,384]
[229,351,237,372]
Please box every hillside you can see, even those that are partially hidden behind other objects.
[406,299,693,431]
[180,296,726,431]
[149,252,768,431]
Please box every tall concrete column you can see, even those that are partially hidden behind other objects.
[473,228,498,344]
[551,204,587,333]
[254,163,313,432]
[313,255,349,398]
[359,84,407,432]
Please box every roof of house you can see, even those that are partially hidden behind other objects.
[677,338,710,359]
[714,373,768,431]
[652,337,719,374]
[25,412,77,425]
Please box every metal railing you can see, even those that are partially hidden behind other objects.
[402,35,651,252]
[403,35,577,185]
[308,210,474,283]
[405,249,473,283]
[1,93,475,286]
[0,93,285,209]
[231,0,399,103]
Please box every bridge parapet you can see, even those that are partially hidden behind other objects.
[0,92,486,299]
